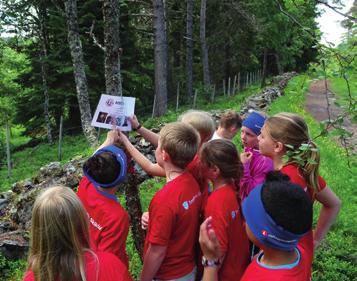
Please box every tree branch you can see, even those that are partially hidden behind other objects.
[316,0,357,22]
[87,21,106,52]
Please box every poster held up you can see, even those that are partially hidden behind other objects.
[91,95,136,131]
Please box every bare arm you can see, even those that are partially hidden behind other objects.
[129,115,159,147]
[119,131,165,177]
[140,243,167,281]
[95,129,120,153]
[199,217,221,281]
[314,186,341,249]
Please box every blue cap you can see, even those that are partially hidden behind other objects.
[242,111,266,136]
[242,184,306,251]
[83,145,127,187]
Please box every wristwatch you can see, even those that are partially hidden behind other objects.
[202,256,221,267]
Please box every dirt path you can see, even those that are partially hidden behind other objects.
[305,80,357,154]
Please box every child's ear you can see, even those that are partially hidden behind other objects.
[274,141,285,154]
[162,150,170,162]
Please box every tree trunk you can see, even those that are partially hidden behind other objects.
[275,53,283,75]
[186,0,194,98]
[64,0,97,146]
[102,0,122,96]
[38,4,53,145]
[124,174,145,261]
[152,0,168,117]
[200,0,210,87]
[261,48,268,88]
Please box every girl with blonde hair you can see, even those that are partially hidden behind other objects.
[258,112,341,272]
[23,185,132,281]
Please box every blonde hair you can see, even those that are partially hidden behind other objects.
[179,110,215,143]
[264,112,321,194]
[160,122,200,169]
[28,186,95,281]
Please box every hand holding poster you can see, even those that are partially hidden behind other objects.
[91,95,136,131]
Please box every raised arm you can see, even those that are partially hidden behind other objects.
[119,130,165,177]
[129,115,159,147]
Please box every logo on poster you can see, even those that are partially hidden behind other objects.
[106,99,114,107]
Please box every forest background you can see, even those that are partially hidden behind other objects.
[0,0,356,280]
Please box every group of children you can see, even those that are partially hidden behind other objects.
[23,109,341,281]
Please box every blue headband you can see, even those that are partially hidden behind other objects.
[242,184,305,251]
[83,145,127,188]
[242,111,266,136]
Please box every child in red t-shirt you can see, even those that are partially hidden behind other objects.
[140,122,202,281]
[24,186,132,281]
[118,111,215,227]
[199,172,314,281]
[199,139,250,281]
[258,112,341,265]
[78,130,130,267]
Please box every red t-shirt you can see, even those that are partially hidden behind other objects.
[77,176,129,267]
[187,154,209,210]
[144,172,202,280]
[23,251,133,281]
[204,184,250,281]
[241,245,311,281]
[280,164,327,273]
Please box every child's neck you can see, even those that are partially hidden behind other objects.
[272,154,284,171]
[98,186,118,195]
[260,247,298,267]
[211,177,229,191]
[164,163,184,182]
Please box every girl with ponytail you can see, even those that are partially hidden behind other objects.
[199,139,250,281]
[258,112,341,267]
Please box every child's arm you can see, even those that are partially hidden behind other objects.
[200,217,220,281]
[95,129,120,153]
[118,131,165,177]
[140,243,167,281]
[129,115,159,147]
[314,186,341,249]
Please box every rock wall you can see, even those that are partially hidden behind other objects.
[0,72,296,259]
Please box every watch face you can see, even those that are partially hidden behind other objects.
[202,256,221,267]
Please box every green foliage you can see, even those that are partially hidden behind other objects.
[0,254,26,281]
[268,75,357,281]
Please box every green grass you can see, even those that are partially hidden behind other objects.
[267,75,357,281]
[329,72,357,115]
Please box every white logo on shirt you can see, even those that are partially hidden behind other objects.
[182,191,202,210]
[87,212,103,230]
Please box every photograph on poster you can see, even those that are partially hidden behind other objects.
[91,95,135,131]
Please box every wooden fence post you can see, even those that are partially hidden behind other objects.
[237,72,241,94]
[58,115,63,161]
[176,82,180,111]
[6,118,11,178]
[223,79,226,96]
[193,89,198,108]
[232,75,237,95]
[152,95,156,118]
[246,73,249,88]
[227,76,231,96]
[211,84,216,102]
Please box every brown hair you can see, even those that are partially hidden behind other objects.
[179,110,215,143]
[219,110,242,129]
[264,112,321,194]
[28,186,95,281]
[83,152,120,186]
[200,139,243,190]
[159,122,200,169]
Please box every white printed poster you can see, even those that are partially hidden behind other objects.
[91,95,136,131]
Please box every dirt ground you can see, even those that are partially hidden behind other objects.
[305,80,357,154]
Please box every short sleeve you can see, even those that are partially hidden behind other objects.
[148,204,174,246]
[205,198,229,253]
[318,176,326,191]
